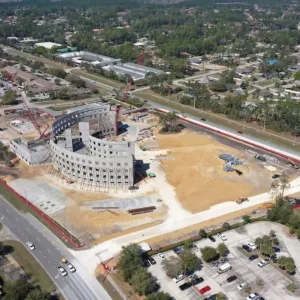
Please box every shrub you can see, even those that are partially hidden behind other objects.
[287,283,296,293]
[222,222,231,230]
[201,247,219,262]
[199,229,207,238]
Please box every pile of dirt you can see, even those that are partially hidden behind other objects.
[156,130,271,213]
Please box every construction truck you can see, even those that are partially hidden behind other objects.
[236,197,249,204]
[255,154,266,162]
[288,159,300,169]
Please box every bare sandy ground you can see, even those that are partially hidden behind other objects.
[64,205,167,244]
[11,123,274,246]
[156,130,272,213]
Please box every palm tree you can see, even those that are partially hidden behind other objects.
[279,173,290,197]
[159,111,179,132]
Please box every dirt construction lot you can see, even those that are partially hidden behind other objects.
[156,130,274,213]
[147,221,300,300]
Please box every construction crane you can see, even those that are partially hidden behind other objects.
[5,71,50,138]
[114,52,145,134]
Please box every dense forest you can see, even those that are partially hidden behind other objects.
[1,0,300,135]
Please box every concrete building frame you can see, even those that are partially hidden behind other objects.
[10,104,135,190]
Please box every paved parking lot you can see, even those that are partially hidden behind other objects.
[148,222,300,300]
[150,251,223,300]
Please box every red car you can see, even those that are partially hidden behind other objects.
[199,285,211,295]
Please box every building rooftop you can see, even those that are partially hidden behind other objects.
[35,42,62,49]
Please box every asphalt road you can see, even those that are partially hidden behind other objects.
[0,196,112,300]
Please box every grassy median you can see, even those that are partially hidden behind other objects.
[3,240,56,293]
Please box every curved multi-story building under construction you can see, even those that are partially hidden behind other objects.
[11,103,135,190]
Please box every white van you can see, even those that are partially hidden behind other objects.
[218,263,232,274]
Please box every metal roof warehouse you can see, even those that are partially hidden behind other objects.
[104,62,165,81]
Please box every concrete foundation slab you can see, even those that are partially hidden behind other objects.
[8,179,66,215]
[86,196,159,211]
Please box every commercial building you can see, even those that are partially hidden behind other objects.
[103,62,165,81]
[58,51,121,66]
[34,42,62,49]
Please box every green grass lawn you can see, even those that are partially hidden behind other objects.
[2,240,56,293]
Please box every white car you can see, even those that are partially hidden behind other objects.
[26,242,35,251]
[258,259,269,268]
[173,274,185,283]
[66,263,76,273]
[58,266,68,277]
[237,282,247,291]
[217,233,227,241]
[247,242,257,251]
[158,253,165,259]
[247,293,260,300]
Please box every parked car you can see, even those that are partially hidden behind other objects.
[203,295,217,300]
[173,274,185,283]
[242,245,251,253]
[208,236,216,242]
[217,233,227,241]
[227,275,237,283]
[258,259,270,268]
[158,253,165,259]
[272,247,280,252]
[189,274,198,281]
[173,246,184,255]
[272,255,278,263]
[144,260,151,268]
[272,174,280,179]
[191,277,204,285]
[246,242,257,251]
[237,130,243,134]
[148,257,156,265]
[200,286,211,295]
[238,282,248,291]
[249,254,259,261]
[179,282,191,291]
[246,293,260,300]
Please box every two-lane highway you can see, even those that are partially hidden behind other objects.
[0,196,112,300]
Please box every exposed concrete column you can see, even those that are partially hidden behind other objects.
[79,122,90,146]
[65,129,73,151]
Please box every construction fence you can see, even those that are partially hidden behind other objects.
[0,179,84,248]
